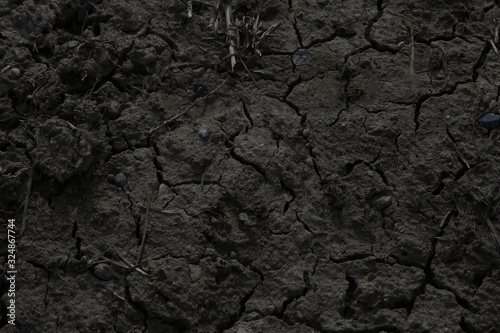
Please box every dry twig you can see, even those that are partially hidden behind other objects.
[136,196,151,267]
[224,2,237,72]
[149,77,228,135]
[20,164,34,235]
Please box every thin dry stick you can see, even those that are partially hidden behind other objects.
[237,54,257,86]
[439,210,452,229]
[225,2,236,72]
[149,77,228,135]
[136,196,151,266]
[486,218,500,253]
[20,165,34,235]
[187,0,193,18]
[116,252,149,276]
[406,24,415,77]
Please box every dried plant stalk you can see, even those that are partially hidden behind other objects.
[225,3,236,72]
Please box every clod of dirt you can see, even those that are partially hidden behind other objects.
[30,119,95,181]
[477,113,500,130]
[292,49,313,66]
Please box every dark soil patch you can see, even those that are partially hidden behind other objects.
[1,0,500,332]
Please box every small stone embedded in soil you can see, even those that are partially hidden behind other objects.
[292,49,313,66]
[317,0,329,6]
[93,264,114,281]
[223,189,234,199]
[107,174,115,183]
[283,192,294,203]
[189,264,202,283]
[204,248,216,257]
[61,40,79,49]
[477,113,500,130]
[199,124,209,138]
[114,172,127,187]
[239,212,255,226]
[196,84,208,98]
[302,128,310,138]
[370,194,392,211]
[192,67,206,78]
[25,139,35,151]
[10,68,20,76]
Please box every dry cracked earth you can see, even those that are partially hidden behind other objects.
[1,0,500,332]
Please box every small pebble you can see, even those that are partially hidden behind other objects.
[292,49,313,66]
[283,192,294,203]
[25,139,35,151]
[302,128,310,138]
[317,0,329,5]
[192,67,206,78]
[204,248,216,257]
[477,113,500,130]
[310,147,319,157]
[93,263,114,281]
[195,85,208,98]
[370,194,392,211]
[61,40,79,49]
[238,212,249,222]
[10,67,20,76]
[106,174,115,183]
[114,172,127,187]
[199,124,209,138]
[189,264,203,283]
[239,212,256,226]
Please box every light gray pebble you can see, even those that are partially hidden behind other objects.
[283,192,294,203]
[61,40,79,49]
[93,263,114,281]
[114,172,127,187]
[189,264,203,283]
[302,128,310,138]
[292,49,313,66]
[204,248,216,257]
[10,68,20,76]
[198,124,209,138]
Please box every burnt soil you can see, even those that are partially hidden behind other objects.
[1,0,500,332]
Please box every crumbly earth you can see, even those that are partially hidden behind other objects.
[1,0,500,332]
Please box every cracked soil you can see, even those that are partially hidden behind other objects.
[1,0,500,332]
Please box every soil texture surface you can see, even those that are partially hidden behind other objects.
[1,0,500,332]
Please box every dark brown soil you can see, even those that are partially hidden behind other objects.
[1,0,500,332]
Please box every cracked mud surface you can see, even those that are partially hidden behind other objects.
[1,0,500,332]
